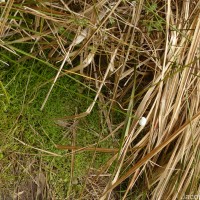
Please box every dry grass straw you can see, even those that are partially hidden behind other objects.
[1,0,200,199]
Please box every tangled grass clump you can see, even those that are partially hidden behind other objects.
[0,0,200,199]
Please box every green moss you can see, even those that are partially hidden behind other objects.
[0,50,114,198]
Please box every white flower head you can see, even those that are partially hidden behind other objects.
[139,117,147,127]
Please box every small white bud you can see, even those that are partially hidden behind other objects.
[139,117,147,127]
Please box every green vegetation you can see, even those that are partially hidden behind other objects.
[0,52,114,199]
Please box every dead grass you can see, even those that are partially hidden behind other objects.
[0,0,200,199]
